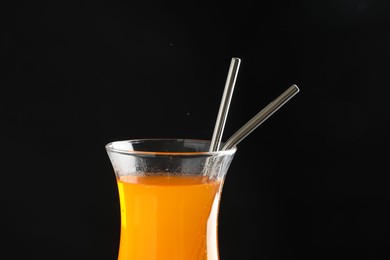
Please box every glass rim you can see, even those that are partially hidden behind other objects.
[105,138,237,156]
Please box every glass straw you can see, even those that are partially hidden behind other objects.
[209,57,241,152]
[222,84,300,150]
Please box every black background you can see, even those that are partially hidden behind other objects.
[1,1,390,259]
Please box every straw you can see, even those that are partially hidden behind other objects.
[221,84,300,150]
[209,57,241,152]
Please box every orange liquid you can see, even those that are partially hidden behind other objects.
[116,175,222,260]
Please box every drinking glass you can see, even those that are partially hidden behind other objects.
[106,139,236,260]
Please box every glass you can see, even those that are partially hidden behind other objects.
[106,139,236,260]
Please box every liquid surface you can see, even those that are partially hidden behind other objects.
[117,175,222,260]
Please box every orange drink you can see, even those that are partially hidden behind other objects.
[117,175,222,260]
[106,139,236,260]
